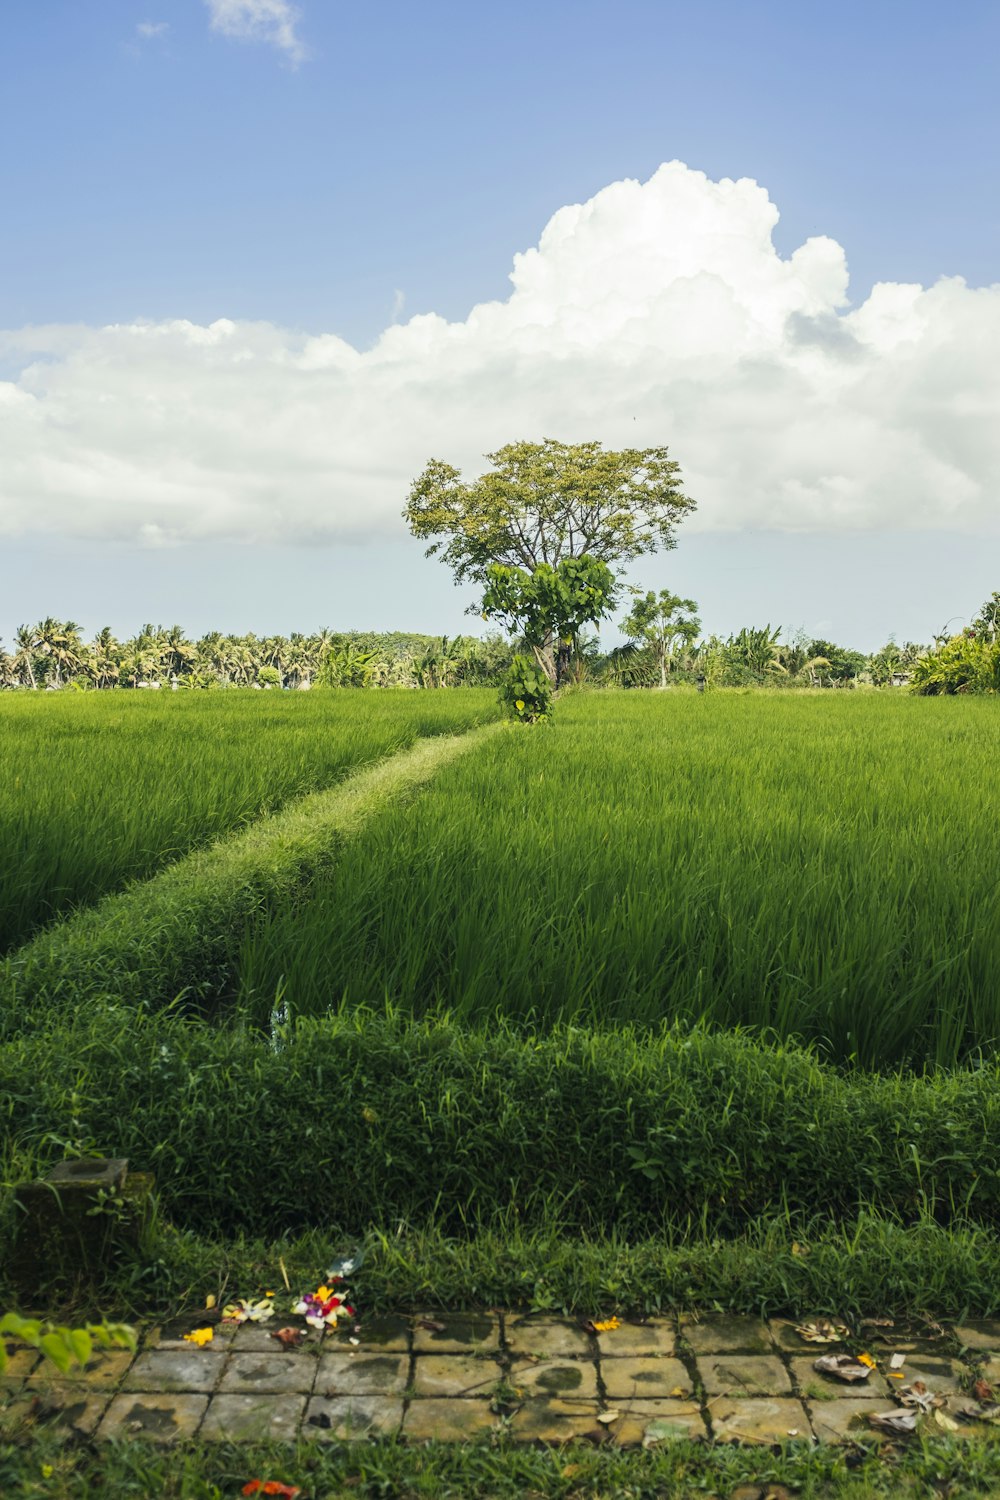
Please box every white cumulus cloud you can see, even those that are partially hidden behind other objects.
[1,162,999,547]
[136,20,169,40]
[204,0,306,64]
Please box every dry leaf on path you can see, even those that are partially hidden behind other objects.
[973,1378,995,1402]
[933,1409,960,1431]
[416,1318,446,1333]
[794,1319,850,1344]
[270,1327,304,1349]
[898,1381,946,1412]
[813,1354,873,1384]
[596,1410,620,1424]
[870,1408,919,1435]
[958,1400,1000,1424]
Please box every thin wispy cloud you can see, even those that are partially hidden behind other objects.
[136,21,170,40]
[2,164,998,548]
[205,0,307,65]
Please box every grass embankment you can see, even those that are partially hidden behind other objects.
[0,722,503,1034]
[0,688,497,953]
[7,1431,1000,1498]
[235,692,1000,1068]
[4,1013,1000,1316]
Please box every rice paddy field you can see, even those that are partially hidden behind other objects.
[4,686,1000,1326]
[0,688,496,953]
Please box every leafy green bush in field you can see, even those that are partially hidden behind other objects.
[3,1010,1000,1244]
[498,654,552,722]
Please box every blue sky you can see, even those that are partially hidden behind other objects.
[1,0,998,649]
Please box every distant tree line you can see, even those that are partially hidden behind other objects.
[0,621,518,691]
[0,614,975,693]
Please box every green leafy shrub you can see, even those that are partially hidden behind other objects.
[498,654,552,722]
[0,1312,135,1375]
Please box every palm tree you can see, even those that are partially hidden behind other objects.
[12,626,37,689]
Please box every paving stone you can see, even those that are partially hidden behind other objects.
[890,1354,967,1392]
[681,1316,774,1354]
[769,1318,850,1354]
[510,1358,599,1399]
[711,1397,812,1443]
[956,1324,1000,1354]
[316,1351,409,1397]
[411,1314,499,1354]
[150,1317,237,1351]
[230,1321,319,1353]
[403,1398,501,1440]
[304,1394,404,1439]
[411,1353,501,1398]
[0,1346,40,1388]
[809,1398,896,1443]
[600,1399,708,1445]
[97,1393,209,1443]
[699,1354,793,1397]
[201,1393,306,1441]
[27,1348,133,1390]
[788,1356,889,1401]
[123,1349,226,1394]
[333,1315,409,1352]
[508,1398,606,1443]
[505,1318,591,1358]
[597,1321,676,1358]
[218,1352,317,1395]
[600,1356,694,1400]
[0,1385,110,1440]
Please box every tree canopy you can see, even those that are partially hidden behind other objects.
[404,438,695,586]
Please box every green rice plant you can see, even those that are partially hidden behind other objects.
[0,688,497,953]
[234,692,1000,1068]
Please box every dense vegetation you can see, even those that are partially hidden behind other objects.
[0,689,496,953]
[236,693,1000,1068]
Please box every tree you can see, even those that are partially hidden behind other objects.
[620,589,700,689]
[481,555,616,685]
[405,438,695,587]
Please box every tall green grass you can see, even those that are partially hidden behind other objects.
[235,692,1000,1068]
[0,689,496,952]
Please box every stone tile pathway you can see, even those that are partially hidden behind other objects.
[4,1312,1000,1448]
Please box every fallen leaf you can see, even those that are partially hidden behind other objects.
[794,1319,850,1344]
[416,1319,446,1333]
[899,1381,946,1412]
[592,1318,621,1333]
[596,1410,620,1424]
[974,1378,995,1403]
[859,1317,894,1329]
[270,1328,304,1349]
[889,1371,905,1380]
[668,1385,688,1397]
[813,1354,873,1384]
[870,1408,919,1435]
[934,1409,960,1431]
[204,1295,217,1310]
[957,1401,1000,1424]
